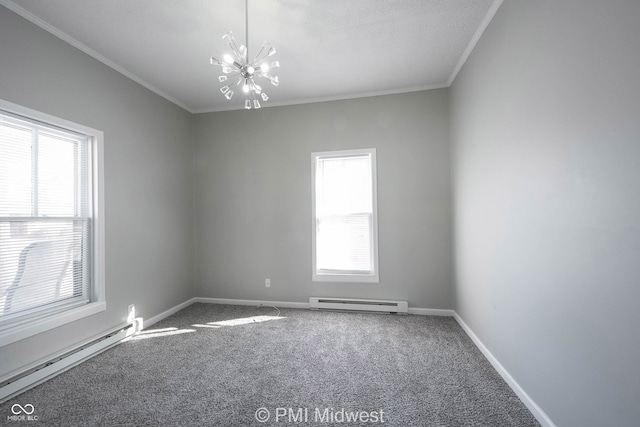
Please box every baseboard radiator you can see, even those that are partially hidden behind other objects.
[309,297,408,314]
[0,323,131,403]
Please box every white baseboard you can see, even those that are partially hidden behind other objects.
[194,297,455,315]
[408,307,454,316]
[143,298,197,329]
[453,313,556,427]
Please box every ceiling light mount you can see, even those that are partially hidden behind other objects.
[210,0,280,110]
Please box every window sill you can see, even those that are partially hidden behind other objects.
[0,301,106,347]
[313,273,379,283]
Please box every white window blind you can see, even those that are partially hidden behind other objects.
[312,148,379,282]
[0,110,92,326]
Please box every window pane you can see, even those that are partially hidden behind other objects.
[317,213,372,272]
[38,133,79,217]
[0,220,89,320]
[317,156,372,216]
[0,121,32,216]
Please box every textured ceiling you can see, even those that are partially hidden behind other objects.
[2,0,500,113]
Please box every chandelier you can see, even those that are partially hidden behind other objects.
[210,0,280,110]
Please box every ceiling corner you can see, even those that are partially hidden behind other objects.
[446,0,504,87]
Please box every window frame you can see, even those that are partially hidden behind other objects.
[311,148,379,283]
[0,99,105,347]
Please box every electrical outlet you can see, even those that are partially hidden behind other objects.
[265,278,271,288]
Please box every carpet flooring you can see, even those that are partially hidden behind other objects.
[1,303,540,426]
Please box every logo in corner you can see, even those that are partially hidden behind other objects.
[8,403,38,422]
[11,404,35,415]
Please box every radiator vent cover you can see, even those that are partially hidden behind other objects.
[309,297,408,314]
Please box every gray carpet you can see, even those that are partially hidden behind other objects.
[1,304,540,426]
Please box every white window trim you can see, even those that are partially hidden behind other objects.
[0,99,105,347]
[311,148,380,283]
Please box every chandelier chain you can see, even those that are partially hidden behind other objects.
[245,0,249,61]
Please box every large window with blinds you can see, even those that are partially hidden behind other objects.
[0,100,104,345]
[312,148,379,282]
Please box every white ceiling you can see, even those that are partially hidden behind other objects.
[2,0,501,113]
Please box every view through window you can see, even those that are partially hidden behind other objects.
[312,148,379,282]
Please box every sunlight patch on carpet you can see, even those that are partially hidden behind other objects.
[125,327,196,340]
[208,315,286,327]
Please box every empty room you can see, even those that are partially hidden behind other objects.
[0,0,638,426]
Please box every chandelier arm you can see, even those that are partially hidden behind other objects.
[221,71,242,80]
[230,48,244,64]
[251,46,267,65]
[252,51,270,65]
[227,39,241,58]
[254,73,274,80]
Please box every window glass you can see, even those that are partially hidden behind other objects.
[312,149,379,283]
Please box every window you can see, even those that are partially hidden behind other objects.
[312,148,379,282]
[0,100,104,346]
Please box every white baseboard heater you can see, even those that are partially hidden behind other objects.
[0,323,131,403]
[309,297,408,314]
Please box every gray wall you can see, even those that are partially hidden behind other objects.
[0,7,194,376]
[450,1,640,426]
[194,90,452,308]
